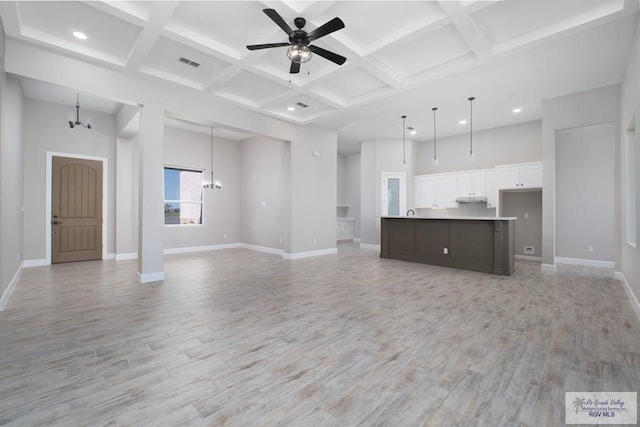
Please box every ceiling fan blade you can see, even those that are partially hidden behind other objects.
[246,42,290,51]
[307,17,345,42]
[263,8,294,36]
[290,61,301,74]
[308,45,346,65]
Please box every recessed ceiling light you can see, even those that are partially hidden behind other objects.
[287,106,295,111]
[459,120,467,125]
[73,31,87,40]
[513,107,522,113]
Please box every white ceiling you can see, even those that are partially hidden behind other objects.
[1,1,638,152]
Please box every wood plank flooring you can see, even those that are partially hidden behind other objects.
[1,243,639,426]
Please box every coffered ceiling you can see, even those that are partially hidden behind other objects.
[0,1,638,152]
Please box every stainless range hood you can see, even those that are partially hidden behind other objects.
[456,196,488,203]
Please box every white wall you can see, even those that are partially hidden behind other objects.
[115,135,138,257]
[621,15,640,312]
[22,98,116,262]
[417,120,542,174]
[345,153,361,238]
[337,154,346,205]
[0,74,24,306]
[163,126,241,250]
[360,139,415,245]
[556,123,615,262]
[288,127,338,255]
[542,85,621,267]
[240,135,285,250]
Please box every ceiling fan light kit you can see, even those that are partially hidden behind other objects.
[246,9,346,74]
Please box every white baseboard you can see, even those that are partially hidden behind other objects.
[615,271,640,324]
[164,243,241,255]
[515,255,543,262]
[353,238,361,243]
[360,243,381,251]
[115,253,138,261]
[138,271,165,283]
[541,263,556,272]
[0,263,23,311]
[238,243,283,255]
[104,253,115,260]
[283,248,338,260]
[23,259,49,268]
[555,257,615,269]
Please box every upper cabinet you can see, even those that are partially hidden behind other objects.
[495,162,542,189]
[415,174,457,209]
[456,171,487,197]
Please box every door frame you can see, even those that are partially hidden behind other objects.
[381,171,406,216]
[46,151,109,264]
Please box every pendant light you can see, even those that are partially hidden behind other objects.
[203,127,222,190]
[68,93,92,129]
[401,115,407,168]
[432,107,439,166]
[468,96,475,160]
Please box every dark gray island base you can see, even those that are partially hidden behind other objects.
[380,216,516,275]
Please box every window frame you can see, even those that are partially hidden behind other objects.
[163,165,204,227]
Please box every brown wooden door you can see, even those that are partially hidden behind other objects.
[52,156,103,263]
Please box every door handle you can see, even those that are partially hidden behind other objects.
[52,220,63,225]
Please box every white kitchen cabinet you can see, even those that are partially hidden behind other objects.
[415,174,457,208]
[485,171,497,209]
[336,218,354,241]
[456,171,487,197]
[496,162,542,189]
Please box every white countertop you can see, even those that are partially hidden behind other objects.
[382,215,517,221]
[337,217,354,221]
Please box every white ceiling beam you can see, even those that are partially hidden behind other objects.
[437,1,492,62]
[125,1,180,71]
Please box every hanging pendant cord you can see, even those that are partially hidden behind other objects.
[210,126,214,186]
[432,107,438,161]
[469,97,475,156]
[401,115,407,165]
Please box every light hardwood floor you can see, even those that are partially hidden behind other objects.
[1,244,639,426]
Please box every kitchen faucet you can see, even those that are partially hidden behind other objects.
[407,209,415,216]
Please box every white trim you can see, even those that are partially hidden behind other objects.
[138,272,165,283]
[616,271,640,324]
[238,243,284,255]
[541,263,556,272]
[0,263,23,311]
[23,258,49,267]
[104,253,115,260]
[555,257,615,269]
[360,243,381,251]
[115,253,138,261]
[46,152,109,263]
[515,255,543,262]
[283,248,338,260]
[353,238,361,243]
[164,243,241,255]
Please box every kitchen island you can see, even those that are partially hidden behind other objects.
[380,216,516,275]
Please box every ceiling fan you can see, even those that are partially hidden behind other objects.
[246,8,346,74]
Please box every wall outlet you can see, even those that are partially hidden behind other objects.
[524,246,534,255]
[588,246,594,253]
[524,213,529,219]
[223,233,227,239]
[16,251,20,260]
[313,238,317,245]
[443,247,448,255]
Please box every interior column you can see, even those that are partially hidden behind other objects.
[137,104,164,283]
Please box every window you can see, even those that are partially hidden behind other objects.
[164,167,203,225]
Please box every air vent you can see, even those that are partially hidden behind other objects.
[178,57,200,68]
[295,102,309,108]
